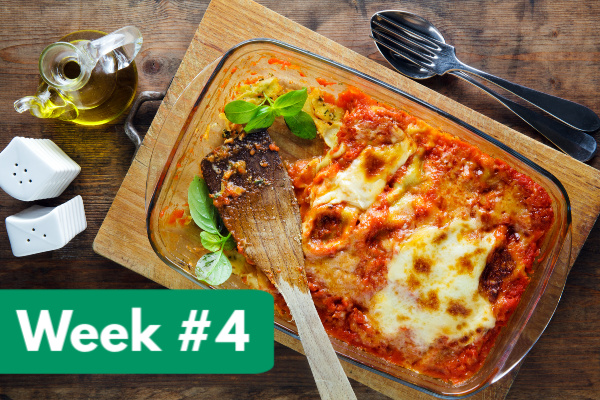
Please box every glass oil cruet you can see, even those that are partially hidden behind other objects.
[14,26,142,126]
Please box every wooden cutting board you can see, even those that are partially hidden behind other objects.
[93,0,600,398]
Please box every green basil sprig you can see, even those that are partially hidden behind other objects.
[188,176,236,285]
[224,88,317,139]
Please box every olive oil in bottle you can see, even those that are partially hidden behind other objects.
[15,27,141,126]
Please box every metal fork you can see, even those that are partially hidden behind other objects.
[371,13,600,133]
[370,12,598,161]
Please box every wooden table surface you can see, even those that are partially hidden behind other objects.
[1,1,599,399]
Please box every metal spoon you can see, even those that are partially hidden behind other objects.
[370,10,598,162]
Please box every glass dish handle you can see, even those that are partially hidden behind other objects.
[124,90,166,155]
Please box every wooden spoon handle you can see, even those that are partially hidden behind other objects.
[277,279,357,400]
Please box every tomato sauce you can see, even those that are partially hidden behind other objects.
[316,77,336,86]
[285,87,554,383]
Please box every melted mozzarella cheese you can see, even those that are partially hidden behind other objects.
[313,139,416,210]
[369,218,497,351]
[386,154,423,208]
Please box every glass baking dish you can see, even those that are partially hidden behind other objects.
[145,39,572,398]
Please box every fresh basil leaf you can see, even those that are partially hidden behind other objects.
[222,233,236,251]
[244,106,276,132]
[284,111,317,139]
[200,231,223,252]
[216,212,227,234]
[272,88,308,117]
[188,176,219,234]
[195,249,232,285]
[224,100,261,124]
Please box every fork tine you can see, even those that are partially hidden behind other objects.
[370,34,435,71]
[372,20,437,57]
[373,13,442,51]
[371,30,434,65]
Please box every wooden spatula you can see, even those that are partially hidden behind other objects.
[201,130,356,400]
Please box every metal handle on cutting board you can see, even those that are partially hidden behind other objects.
[124,90,166,152]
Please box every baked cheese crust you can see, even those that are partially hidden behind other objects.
[210,78,554,383]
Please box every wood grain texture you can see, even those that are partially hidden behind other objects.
[201,131,307,289]
[201,131,357,399]
[94,0,600,398]
[0,0,599,399]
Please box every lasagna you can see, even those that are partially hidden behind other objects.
[216,77,554,383]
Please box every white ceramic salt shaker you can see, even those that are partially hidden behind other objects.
[0,137,80,201]
[5,196,87,257]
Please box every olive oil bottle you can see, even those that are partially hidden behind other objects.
[14,27,142,126]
